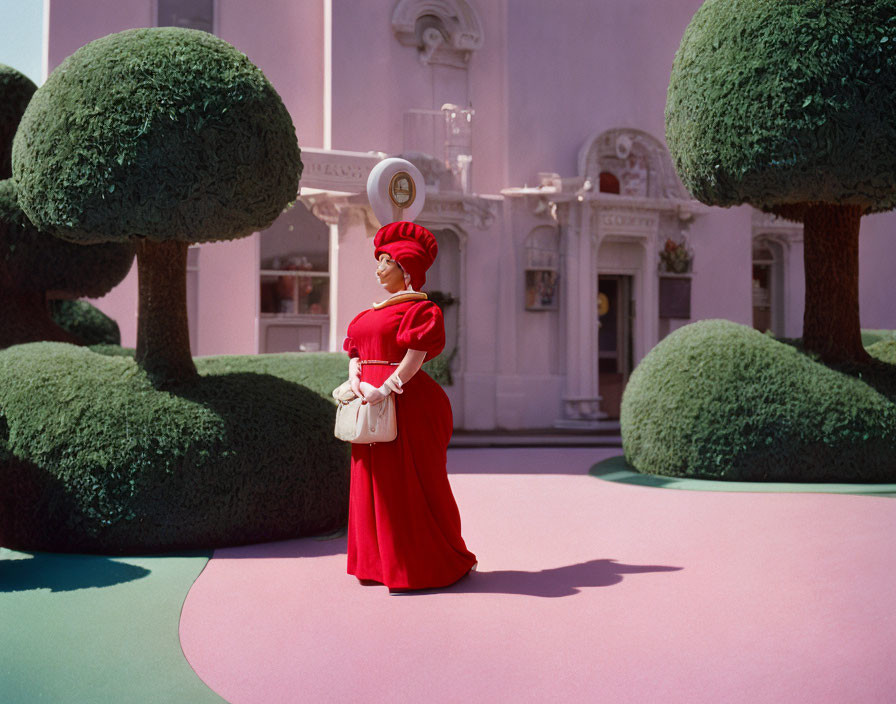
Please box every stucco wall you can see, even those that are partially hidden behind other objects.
[859,214,896,330]
[44,0,896,403]
[505,0,701,186]
[688,205,753,326]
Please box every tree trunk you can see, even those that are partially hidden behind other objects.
[0,288,80,349]
[801,203,870,365]
[135,239,197,386]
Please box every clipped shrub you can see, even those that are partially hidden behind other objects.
[0,180,135,300]
[862,329,896,347]
[195,352,349,401]
[0,180,134,348]
[89,344,136,358]
[13,27,302,385]
[665,0,896,363]
[422,349,455,386]
[0,69,133,348]
[868,340,896,366]
[0,344,350,553]
[666,0,896,211]
[49,299,121,346]
[621,320,896,482]
[0,64,36,178]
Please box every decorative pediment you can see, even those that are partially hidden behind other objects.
[578,128,688,201]
[392,0,484,66]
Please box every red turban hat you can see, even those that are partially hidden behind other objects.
[373,221,438,290]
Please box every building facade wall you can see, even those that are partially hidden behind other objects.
[36,0,896,430]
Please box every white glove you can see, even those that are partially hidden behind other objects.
[349,358,362,397]
[359,381,388,405]
[383,374,404,395]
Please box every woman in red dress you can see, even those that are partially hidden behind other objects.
[343,221,477,592]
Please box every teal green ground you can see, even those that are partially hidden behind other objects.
[590,455,896,497]
[0,548,224,703]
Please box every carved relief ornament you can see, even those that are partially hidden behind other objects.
[578,128,688,201]
[392,0,484,66]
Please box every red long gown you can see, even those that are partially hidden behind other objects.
[343,299,477,589]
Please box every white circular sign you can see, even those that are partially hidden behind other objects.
[367,157,425,226]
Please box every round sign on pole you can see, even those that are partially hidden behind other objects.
[367,157,425,226]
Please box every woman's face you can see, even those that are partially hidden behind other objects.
[376,253,407,293]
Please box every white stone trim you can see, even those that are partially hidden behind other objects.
[300,148,386,193]
[392,0,484,66]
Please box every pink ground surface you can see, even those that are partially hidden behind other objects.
[180,448,896,704]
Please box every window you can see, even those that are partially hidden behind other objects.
[258,203,330,352]
[599,171,620,194]
[524,226,560,311]
[157,0,214,32]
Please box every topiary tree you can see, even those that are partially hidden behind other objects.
[13,28,302,385]
[0,64,134,348]
[666,0,896,364]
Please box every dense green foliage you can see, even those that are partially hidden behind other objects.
[12,27,302,244]
[195,352,350,401]
[866,339,896,365]
[200,351,450,391]
[666,0,896,213]
[0,64,35,178]
[89,344,136,358]
[621,320,896,482]
[49,300,121,346]
[0,344,350,553]
[0,179,135,297]
[862,329,896,347]
[422,352,454,386]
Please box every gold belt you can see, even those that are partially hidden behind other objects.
[358,359,399,366]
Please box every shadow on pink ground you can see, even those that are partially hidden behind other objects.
[180,448,896,703]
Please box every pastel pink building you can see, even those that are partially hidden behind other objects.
[43,0,896,428]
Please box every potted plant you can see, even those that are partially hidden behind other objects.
[659,237,693,274]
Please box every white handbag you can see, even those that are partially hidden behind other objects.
[332,380,397,444]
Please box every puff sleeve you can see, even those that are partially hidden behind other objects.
[397,301,446,358]
[342,336,359,359]
[343,310,369,358]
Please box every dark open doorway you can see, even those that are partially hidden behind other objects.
[598,275,633,419]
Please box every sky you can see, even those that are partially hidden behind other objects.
[0,0,44,84]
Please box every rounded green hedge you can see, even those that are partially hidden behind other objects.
[0,344,350,553]
[12,27,301,244]
[666,0,896,213]
[0,179,135,298]
[866,339,896,365]
[0,64,36,179]
[49,299,121,346]
[862,330,896,348]
[621,320,896,482]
